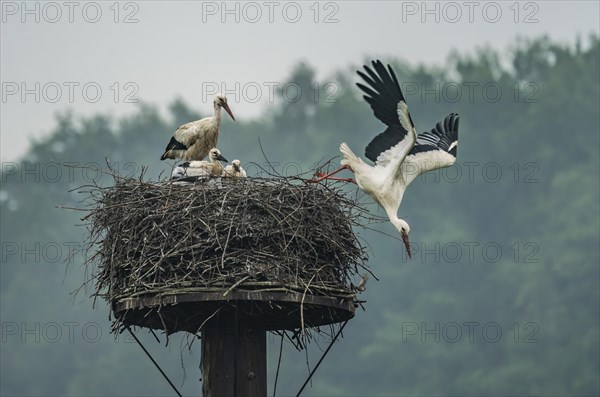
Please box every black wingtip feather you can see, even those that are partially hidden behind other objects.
[357,60,423,161]
[357,59,408,128]
[435,121,444,135]
[356,82,378,100]
[409,112,460,158]
[453,115,460,133]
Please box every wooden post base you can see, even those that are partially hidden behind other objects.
[201,311,267,397]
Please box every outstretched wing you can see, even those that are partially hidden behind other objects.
[401,113,459,186]
[357,60,417,166]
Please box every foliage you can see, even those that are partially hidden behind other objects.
[1,35,598,396]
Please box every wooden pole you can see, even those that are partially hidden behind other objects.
[201,310,267,397]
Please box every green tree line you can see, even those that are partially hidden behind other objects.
[1,35,598,396]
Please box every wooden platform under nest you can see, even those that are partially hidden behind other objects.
[82,176,371,338]
[113,289,355,333]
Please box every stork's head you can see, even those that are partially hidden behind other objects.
[208,148,228,163]
[391,218,412,259]
[232,159,241,171]
[214,95,236,121]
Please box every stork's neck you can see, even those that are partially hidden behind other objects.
[385,207,409,235]
[213,104,222,124]
[208,154,221,168]
[212,160,224,175]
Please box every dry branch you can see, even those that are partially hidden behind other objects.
[79,174,372,342]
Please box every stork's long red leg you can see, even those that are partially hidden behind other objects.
[306,165,355,184]
[318,165,351,179]
[320,176,357,184]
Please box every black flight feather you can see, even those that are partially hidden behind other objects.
[409,113,459,157]
[160,137,188,160]
[356,60,414,163]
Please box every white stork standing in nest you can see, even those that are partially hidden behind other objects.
[171,148,228,181]
[161,95,235,161]
[223,159,246,178]
[308,60,459,258]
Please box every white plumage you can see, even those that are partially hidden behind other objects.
[161,95,235,161]
[223,159,246,178]
[309,60,459,258]
[171,148,228,181]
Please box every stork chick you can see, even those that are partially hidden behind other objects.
[171,148,228,180]
[223,159,247,178]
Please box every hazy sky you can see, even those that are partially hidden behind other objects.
[1,0,598,161]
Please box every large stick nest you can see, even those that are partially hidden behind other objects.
[81,175,372,337]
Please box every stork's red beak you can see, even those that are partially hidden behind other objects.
[223,103,235,122]
[402,231,411,259]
